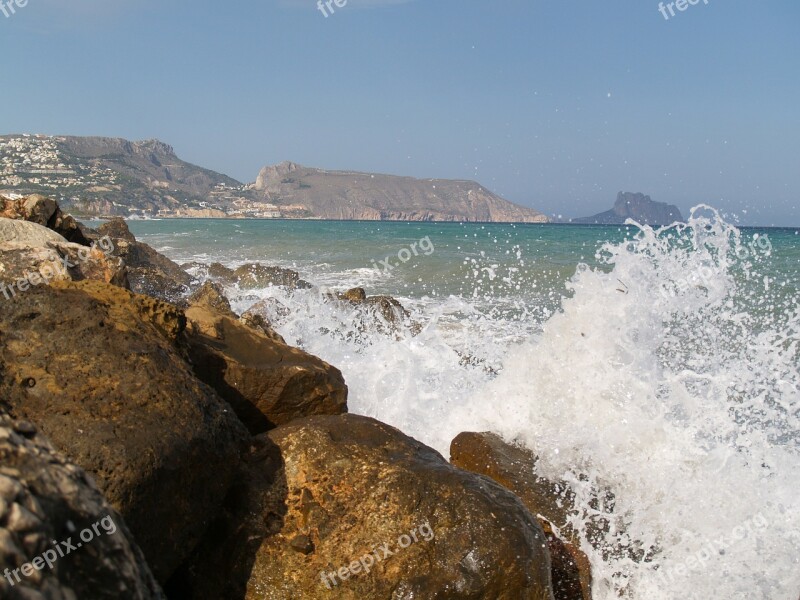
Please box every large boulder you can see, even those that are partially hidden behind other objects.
[170,415,554,600]
[0,217,66,247]
[0,412,164,599]
[184,304,347,434]
[0,195,89,245]
[0,281,249,582]
[0,220,128,292]
[450,432,592,600]
[94,218,195,303]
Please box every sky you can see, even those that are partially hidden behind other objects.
[1,0,798,225]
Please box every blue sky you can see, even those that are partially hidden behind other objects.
[1,0,798,225]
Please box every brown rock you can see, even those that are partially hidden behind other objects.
[95,218,195,303]
[184,305,347,434]
[0,194,90,245]
[338,287,367,302]
[450,432,592,600]
[188,280,236,317]
[0,281,249,582]
[232,263,311,290]
[0,413,164,599]
[170,415,554,600]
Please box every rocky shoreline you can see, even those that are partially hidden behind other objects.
[1,194,590,599]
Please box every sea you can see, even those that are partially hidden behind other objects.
[118,205,799,600]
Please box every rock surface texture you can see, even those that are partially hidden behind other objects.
[0,412,164,599]
[171,415,554,600]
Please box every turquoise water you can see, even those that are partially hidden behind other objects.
[114,214,799,600]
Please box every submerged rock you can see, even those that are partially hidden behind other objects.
[184,304,347,434]
[0,281,249,582]
[170,415,554,600]
[450,432,592,600]
[0,412,164,599]
[233,263,311,291]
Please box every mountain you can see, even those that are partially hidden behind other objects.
[0,134,548,222]
[250,161,548,222]
[573,192,683,225]
[0,134,246,217]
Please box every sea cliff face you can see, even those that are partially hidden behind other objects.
[252,161,549,223]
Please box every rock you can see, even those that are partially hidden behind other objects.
[188,281,236,318]
[333,288,420,337]
[0,195,90,245]
[450,432,592,600]
[338,287,367,302]
[169,415,553,600]
[0,412,164,599]
[184,305,347,434]
[0,281,249,582]
[0,218,67,247]
[95,218,195,303]
[0,245,72,292]
[239,312,286,344]
[1,237,128,293]
[233,263,311,290]
[208,262,237,282]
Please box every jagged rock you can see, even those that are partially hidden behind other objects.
[95,218,195,303]
[450,432,592,600]
[0,413,164,599]
[0,281,249,582]
[188,281,237,318]
[333,288,421,337]
[208,262,236,282]
[0,244,72,292]
[0,240,128,293]
[184,305,347,434]
[338,287,367,302]
[0,195,90,244]
[232,263,311,290]
[0,220,128,292]
[169,415,554,600]
[239,312,286,344]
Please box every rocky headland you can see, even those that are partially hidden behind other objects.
[1,194,591,599]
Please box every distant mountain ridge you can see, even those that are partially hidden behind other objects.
[0,134,548,222]
[251,161,549,222]
[573,192,683,225]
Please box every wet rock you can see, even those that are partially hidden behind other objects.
[0,413,164,599]
[0,281,249,582]
[95,218,195,303]
[233,263,311,290]
[184,305,347,434]
[188,281,237,318]
[450,432,592,600]
[171,415,554,600]
[338,287,367,302]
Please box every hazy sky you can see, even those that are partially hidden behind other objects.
[2,0,798,225]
